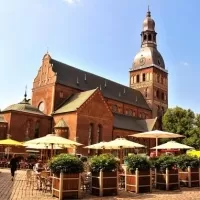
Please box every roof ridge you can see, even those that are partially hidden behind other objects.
[51,59,137,92]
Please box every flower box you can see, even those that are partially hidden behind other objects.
[125,169,152,193]
[52,172,81,199]
[179,167,200,187]
[155,168,179,190]
[91,170,118,197]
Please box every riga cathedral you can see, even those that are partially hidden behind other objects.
[0,9,168,155]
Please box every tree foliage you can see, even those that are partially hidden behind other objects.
[162,106,200,149]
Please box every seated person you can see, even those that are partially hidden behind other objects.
[33,160,44,173]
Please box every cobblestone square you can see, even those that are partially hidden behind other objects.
[0,169,200,200]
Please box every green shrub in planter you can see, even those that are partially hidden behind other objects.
[176,154,200,171]
[90,153,119,173]
[155,155,177,171]
[49,153,84,174]
[125,155,151,173]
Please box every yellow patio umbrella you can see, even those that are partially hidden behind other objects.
[23,134,82,158]
[0,138,23,146]
[0,138,24,158]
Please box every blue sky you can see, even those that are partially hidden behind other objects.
[0,0,199,112]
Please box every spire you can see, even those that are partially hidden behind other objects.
[24,85,27,100]
[146,5,151,17]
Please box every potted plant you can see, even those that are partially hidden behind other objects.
[89,153,119,197]
[176,154,200,187]
[154,155,179,190]
[49,154,84,199]
[124,155,152,193]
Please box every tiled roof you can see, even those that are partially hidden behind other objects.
[54,89,97,114]
[50,59,150,110]
[113,113,157,132]
[3,98,45,115]
[54,118,68,128]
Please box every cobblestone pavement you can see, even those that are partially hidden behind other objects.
[0,169,200,200]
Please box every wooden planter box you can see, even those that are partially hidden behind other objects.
[52,172,81,199]
[125,169,152,193]
[155,168,179,190]
[91,170,118,197]
[179,167,200,187]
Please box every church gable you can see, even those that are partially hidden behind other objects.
[78,89,112,119]
[33,53,57,89]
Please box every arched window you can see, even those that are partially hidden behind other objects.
[161,92,164,100]
[157,106,160,116]
[112,105,118,112]
[144,87,149,98]
[97,125,102,143]
[142,73,146,81]
[34,121,40,138]
[153,35,156,42]
[148,34,152,41]
[136,75,140,83]
[88,123,94,154]
[128,110,133,116]
[156,90,159,98]
[144,34,147,41]
[25,120,32,140]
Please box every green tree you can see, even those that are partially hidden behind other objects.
[162,106,200,149]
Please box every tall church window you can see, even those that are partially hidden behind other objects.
[25,120,32,141]
[157,106,160,116]
[153,35,156,42]
[142,73,146,81]
[136,75,140,83]
[97,125,102,143]
[34,121,40,138]
[88,123,94,154]
[145,88,148,98]
[148,34,152,41]
[156,90,160,99]
[161,92,164,100]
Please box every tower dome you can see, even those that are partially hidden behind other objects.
[131,7,165,70]
[143,8,155,31]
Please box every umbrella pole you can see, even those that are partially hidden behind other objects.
[120,147,123,165]
[51,144,53,158]
[156,138,158,156]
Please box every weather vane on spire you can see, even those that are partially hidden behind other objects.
[24,85,27,99]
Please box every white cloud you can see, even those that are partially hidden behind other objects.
[63,0,80,4]
[180,61,189,66]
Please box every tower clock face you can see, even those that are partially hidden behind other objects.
[140,57,146,66]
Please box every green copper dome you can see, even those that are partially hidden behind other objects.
[3,97,45,115]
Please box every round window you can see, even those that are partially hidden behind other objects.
[38,102,45,112]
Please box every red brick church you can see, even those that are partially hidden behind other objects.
[0,9,168,155]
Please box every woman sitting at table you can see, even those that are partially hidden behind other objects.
[34,160,44,173]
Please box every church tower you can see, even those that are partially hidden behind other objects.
[130,8,168,118]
